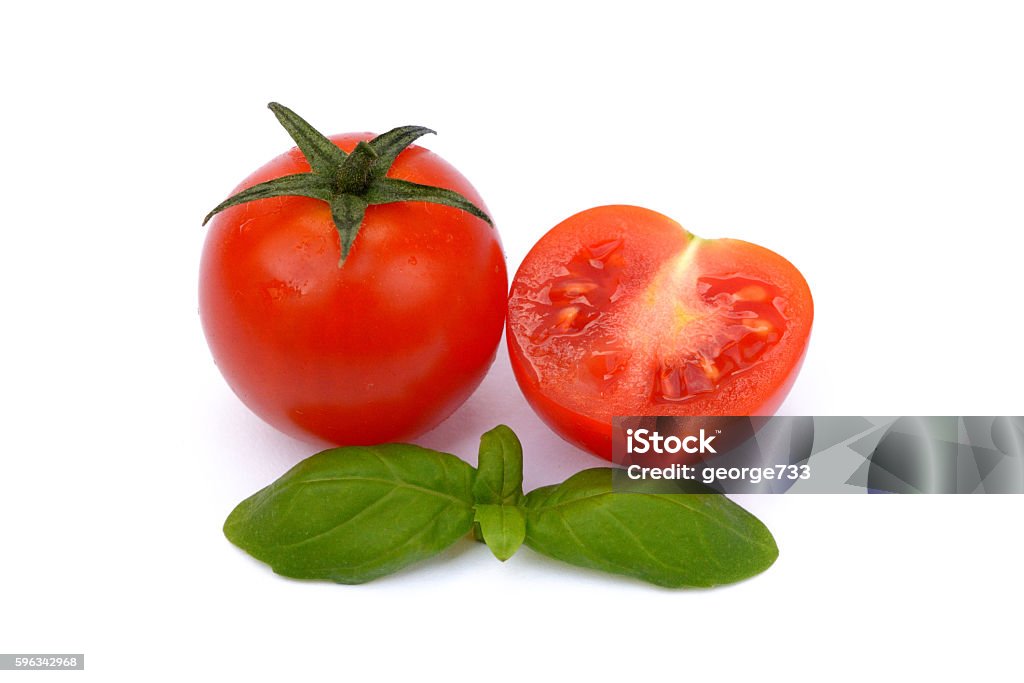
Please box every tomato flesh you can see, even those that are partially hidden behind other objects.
[507,205,812,459]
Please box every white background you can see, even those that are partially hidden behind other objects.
[2,1,1023,680]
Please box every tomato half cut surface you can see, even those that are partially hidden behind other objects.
[507,205,813,459]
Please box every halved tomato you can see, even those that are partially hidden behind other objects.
[507,205,813,459]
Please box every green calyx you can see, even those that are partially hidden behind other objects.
[203,103,492,265]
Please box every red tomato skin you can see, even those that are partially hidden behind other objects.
[200,134,507,445]
[508,356,615,456]
[507,206,813,459]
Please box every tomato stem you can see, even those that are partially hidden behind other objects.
[337,141,378,195]
[203,103,493,266]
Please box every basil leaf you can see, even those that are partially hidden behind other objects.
[474,504,527,561]
[522,469,778,588]
[224,444,476,584]
[472,424,524,505]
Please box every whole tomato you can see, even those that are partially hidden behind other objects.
[200,104,507,445]
[507,205,813,459]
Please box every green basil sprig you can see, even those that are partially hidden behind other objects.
[224,426,778,587]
